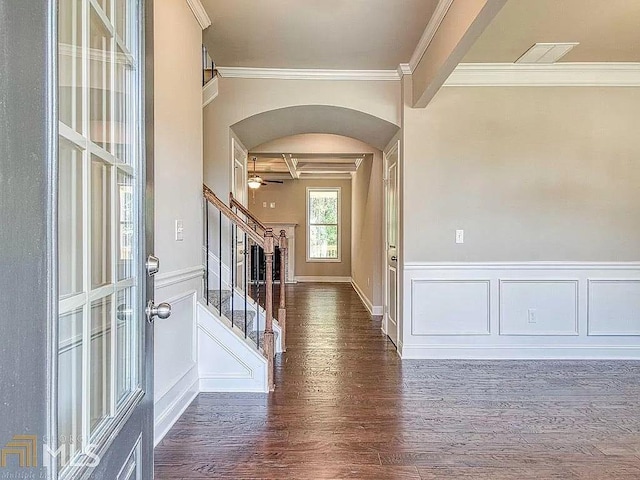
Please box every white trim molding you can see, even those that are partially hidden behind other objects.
[403,262,640,360]
[405,261,640,270]
[186,0,212,30]
[398,63,412,76]
[401,345,640,360]
[155,265,204,289]
[444,63,640,87]
[351,280,383,316]
[202,76,219,108]
[295,276,352,283]
[408,0,455,72]
[215,67,400,81]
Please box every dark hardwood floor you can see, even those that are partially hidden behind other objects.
[155,283,640,479]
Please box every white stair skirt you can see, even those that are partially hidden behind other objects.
[197,302,269,393]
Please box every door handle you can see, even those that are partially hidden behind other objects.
[146,255,160,276]
[391,255,398,262]
[146,300,171,323]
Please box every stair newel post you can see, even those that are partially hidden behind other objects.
[278,230,287,352]
[263,228,275,391]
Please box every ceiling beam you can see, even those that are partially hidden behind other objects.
[411,0,507,108]
[283,154,299,179]
[297,164,358,173]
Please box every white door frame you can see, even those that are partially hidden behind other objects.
[231,135,248,206]
[383,139,400,347]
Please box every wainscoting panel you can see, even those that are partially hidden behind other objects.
[411,280,490,335]
[499,280,578,336]
[154,268,202,445]
[588,280,640,336]
[402,263,640,359]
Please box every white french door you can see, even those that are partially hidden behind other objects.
[56,0,153,478]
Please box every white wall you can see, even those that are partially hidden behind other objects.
[153,0,203,443]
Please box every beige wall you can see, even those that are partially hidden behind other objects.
[351,153,384,306]
[252,134,384,303]
[203,77,400,201]
[154,1,203,273]
[248,179,352,278]
[153,0,202,431]
[403,86,640,262]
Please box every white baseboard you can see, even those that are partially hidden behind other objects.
[295,275,352,283]
[199,376,269,393]
[154,365,199,446]
[351,280,383,316]
[400,345,640,360]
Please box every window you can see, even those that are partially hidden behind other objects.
[307,188,341,262]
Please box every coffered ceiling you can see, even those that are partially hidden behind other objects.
[201,0,439,69]
[248,153,366,181]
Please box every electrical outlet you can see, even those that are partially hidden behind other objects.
[455,229,464,244]
[175,220,184,241]
[527,308,537,324]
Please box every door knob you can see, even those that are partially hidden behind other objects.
[146,300,171,323]
[391,255,398,262]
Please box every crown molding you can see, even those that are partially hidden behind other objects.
[398,63,412,76]
[445,63,640,87]
[215,67,400,81]
[186,0,212,30]
[408,0,455,71]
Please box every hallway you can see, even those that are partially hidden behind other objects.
[155,283,640,479]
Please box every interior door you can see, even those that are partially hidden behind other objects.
[232,138,248,287]
[56,0,159,478]
[384,141,400,347]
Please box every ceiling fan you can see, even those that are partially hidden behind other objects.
[248,157,284,189]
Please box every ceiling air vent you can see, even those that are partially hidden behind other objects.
[515,42,579,64]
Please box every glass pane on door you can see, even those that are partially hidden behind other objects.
[59,0,83,133]
[59,140,84,297]
[89,5,113,152]
[116,287,137,403]
[58,308,84,468]
[90,296,113,432]
[91,156,113,288]
[117,171,134,280]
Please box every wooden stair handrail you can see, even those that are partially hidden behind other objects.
[229,192,267,232]
[203,184,265,247]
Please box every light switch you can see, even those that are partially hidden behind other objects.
[175,220,184,241]
[527,308,537,324]
[270,202,276,209]
[262,202,267,208]
[455,229,464,244]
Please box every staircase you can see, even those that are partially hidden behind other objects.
[201,185,288,392]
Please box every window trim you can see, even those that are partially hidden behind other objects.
[306,187,342,263]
